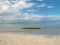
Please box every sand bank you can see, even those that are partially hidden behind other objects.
[0,32,60,45]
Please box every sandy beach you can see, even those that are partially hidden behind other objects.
[0,32,60,45]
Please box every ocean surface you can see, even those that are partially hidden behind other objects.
[0,24,60,35]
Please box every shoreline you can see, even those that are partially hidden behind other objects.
[0,32,60,45]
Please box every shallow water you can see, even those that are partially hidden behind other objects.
[0,24,60,35]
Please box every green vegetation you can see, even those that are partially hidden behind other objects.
[22,27,41,29]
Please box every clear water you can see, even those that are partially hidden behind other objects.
[0,24,60,35]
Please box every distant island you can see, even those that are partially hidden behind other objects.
[22,27,41,29]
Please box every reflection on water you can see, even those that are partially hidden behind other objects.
[0,24,60,35]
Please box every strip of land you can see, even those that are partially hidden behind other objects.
[22,27,41,29]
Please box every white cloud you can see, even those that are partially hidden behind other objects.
[21,15,60,21]
[37,3,46,7]
[0,0,58,23]
[47,6,54,8]
[0,0,34,13]
[47,15,60,20]
[0,12,60,23]
[36,0,44,1]
[0,5,8,12]
[12,1,34,10]
[20,0,32,1]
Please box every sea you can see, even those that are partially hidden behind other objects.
[0,24,60,35]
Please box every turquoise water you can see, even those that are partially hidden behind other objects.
[0,24,60,35]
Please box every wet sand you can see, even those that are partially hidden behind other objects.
[0,32,60,45]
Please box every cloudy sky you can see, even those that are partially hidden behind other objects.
[0,0,60,26]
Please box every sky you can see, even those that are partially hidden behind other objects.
[0,0,60,27]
